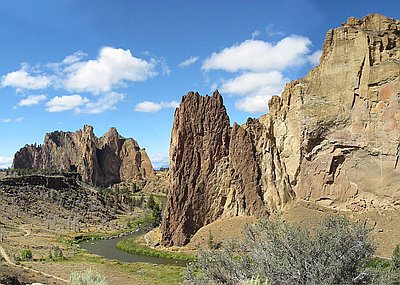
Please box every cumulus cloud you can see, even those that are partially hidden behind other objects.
[203,35,321,113]
[77,92,125,114]
[178,56,199,68]
[0,156,13,169]
[220,71,287,96]
[45,95,89,112]
[2,47,164,115]
[64,47,157,94]
[17,94,47,107]
[202,36,312,72]
[134,100,179,113]
[1,67,50,91]
[45,93,125,114]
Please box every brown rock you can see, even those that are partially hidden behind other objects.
[13,125,155,186]
[161,14,400,246]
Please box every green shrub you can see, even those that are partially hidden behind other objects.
[393,244,400,269]
[20,249,33,260]
[186,215,375,285]
[70,269,108,285]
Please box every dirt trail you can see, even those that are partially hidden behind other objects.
[0,239,69,284]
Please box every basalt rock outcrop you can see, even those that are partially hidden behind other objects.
[13,125,155,186]
[161,14,400,246]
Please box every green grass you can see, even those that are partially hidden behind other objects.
[71,250,184,285]
[116,237,195,261]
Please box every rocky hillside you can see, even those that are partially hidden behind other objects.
[161,14,400,246]
[13,125,155,186]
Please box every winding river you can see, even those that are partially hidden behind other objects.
[79,231,187,267]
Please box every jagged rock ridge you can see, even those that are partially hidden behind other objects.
[161,14,400,246]
[13,125,155,186]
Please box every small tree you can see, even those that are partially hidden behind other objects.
[70,269,108,285]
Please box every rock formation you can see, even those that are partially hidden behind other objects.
[13,125,155,186]
[161,14,400,246]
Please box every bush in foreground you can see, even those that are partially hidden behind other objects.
[186,215,381,285]
[70,269,108,285]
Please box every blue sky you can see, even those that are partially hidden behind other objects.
[0,0,399,169]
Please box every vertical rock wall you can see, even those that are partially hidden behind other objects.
[162,14,400,246]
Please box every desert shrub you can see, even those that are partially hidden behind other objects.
[186,215,375,285]
[49,245,64,260]
[20,249,33,260]
[393,244,400,269]
[70,269,108,285]
[242,276,271,285]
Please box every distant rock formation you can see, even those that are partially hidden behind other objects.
[13,125,155,186]
[161,14,400,246]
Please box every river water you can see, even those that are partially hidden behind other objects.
[79,232,187,267]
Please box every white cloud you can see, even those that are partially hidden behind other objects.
[0,117,23,123]
[78,92,125,114]
[1,118,12,123]
[251,30,261,40]
[17,94,47,107]
[45,93,125,114]
[134,100,179,113]
[220,71,287,96]
[265,24,285,37]
[203,34,322,114]
[62,51,87,65]
[64,47,157,94]
[45,95,89,112]
[202,36,312,72]
[178,56,199,68]
[0,156,13,169]
[221,71,287,113]
[307,50,322,65]
[235,95,272,113]
[150,153,169,169]
[1,68,50,90]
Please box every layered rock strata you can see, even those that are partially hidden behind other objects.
[161,14,400,246]
[13,125,155,186]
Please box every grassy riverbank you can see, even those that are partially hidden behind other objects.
[116,236,195,261]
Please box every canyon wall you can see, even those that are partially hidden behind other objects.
[161,14,400,246]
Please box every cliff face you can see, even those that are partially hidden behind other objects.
[13,125,155,186]
[161,14,400,246]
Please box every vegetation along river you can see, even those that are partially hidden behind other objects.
[79,231,187,266]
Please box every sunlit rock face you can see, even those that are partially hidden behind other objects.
[161,14,400,246]
[13,125,155,186]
